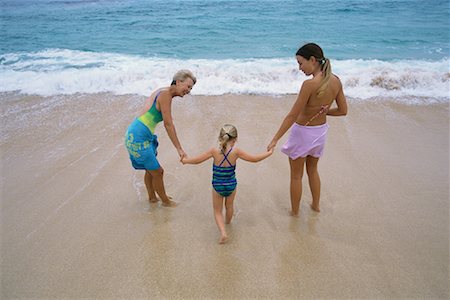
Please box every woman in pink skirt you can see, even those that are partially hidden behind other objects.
[267,43,348,215]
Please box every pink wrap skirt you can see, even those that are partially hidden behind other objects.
[281,123,329,159]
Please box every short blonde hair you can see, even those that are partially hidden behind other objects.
[171,69,197,85]
[218,124,238,152]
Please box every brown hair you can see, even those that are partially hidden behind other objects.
[296,43,331,97]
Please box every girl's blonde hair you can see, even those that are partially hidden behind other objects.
[218,124,238,153]
[296,43,332,97]
[171,69,197,85]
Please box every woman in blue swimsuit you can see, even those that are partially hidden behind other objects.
[182,124,273,244]
[125,70,196,207]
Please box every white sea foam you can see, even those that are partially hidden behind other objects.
[1,49,449,103]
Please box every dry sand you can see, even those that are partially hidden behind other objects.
[1,92,449,299]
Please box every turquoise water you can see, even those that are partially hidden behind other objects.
[2,0,448,59]
[1,0,449,100]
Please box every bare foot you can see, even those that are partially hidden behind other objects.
[153,195,173,204]
[219,235,229,244]
[310,204,320,212]
[149,198,159,203]
[290,210,299,217]
[161,199,178,207]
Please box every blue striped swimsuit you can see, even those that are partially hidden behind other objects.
[212,148,237,197]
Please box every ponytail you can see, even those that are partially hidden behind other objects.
[296,43,332,97]
[317,58,331,97]
[219,134,230,153]
[218,124,238,153]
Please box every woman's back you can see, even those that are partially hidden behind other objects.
[295,74,342,126]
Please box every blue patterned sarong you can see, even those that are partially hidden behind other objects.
[125,118,160,170]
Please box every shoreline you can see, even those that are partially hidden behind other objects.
[1,90,449,103]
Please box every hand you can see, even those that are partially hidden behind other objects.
[177,148,187,160]
[268,147,274,155]
[267,140,276,152]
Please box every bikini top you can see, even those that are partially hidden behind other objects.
[137,91,164,134]
[304,104,330,126]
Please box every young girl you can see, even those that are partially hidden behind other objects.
[182,124,273,244]
[267,43,348,215]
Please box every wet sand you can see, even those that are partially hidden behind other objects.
[1,92,449,299]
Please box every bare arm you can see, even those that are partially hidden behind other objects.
[182,148,214,165]
[267,81,312,150]
[327,80,348,116]
[159,92,186,158]
[236,147,273,163]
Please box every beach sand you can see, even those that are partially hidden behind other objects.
[1,92,448,299]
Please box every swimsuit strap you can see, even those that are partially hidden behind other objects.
[304,104,330,126]
[218,147,234,167]
[151,91,162,109]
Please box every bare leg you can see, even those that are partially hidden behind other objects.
[306,156,321,212]
[225,190,237,224]
[148,168,177,207]
[212,190,228,244]
[289,157,305,216]
[144,171,158,203]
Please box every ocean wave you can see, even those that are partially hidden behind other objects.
[0,49,449,103]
